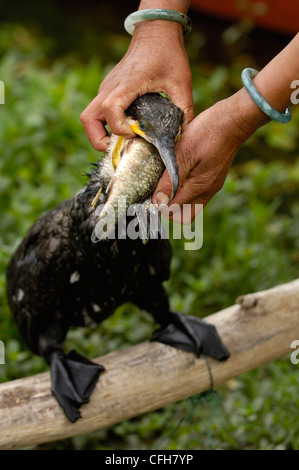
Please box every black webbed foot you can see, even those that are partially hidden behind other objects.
[50,349,105,422]
[151,312,230,362]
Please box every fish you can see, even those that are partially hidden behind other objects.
[89,93,184,243]
[91,135,165,243]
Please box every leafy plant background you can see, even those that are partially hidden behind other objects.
[0,0,299,450]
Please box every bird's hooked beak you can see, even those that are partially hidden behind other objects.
[130,124,179,200]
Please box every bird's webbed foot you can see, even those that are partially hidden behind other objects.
[129,199,164,244]
[50,349,105,422]
[151,311,230,362]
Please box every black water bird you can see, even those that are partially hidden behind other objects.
[6,93,229,422]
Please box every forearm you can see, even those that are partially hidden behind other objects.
[232,33,299,138]
[254,33,299,112]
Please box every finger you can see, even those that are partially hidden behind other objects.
[101,87,142,137]
[81,118,110,152]
[166,78,194,127]
[171,96,194,128]
[181,104,195,129]
[80,98,110,151]
[152,170,172,206]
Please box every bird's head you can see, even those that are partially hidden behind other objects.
[125,93,184,200]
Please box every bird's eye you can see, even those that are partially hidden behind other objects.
[138,120,147,131]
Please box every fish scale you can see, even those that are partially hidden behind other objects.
[92,137,165,241]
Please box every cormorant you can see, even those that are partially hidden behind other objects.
[6,93,229,423]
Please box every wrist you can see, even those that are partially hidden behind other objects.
[131,1,190,39]
[130,12,188,51]
[133,17,185,41]
[130,4,190,40]
[138,1,190,15]
[227,88,270,143]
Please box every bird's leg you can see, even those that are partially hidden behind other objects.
[38,327,104,423]
[50,349,104,422]
[134,282,229,362]
[151,311,230,361]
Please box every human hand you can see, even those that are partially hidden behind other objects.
[152,88,268,222]
[80,20,193,152]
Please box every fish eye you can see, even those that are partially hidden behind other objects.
[138,120,147,131]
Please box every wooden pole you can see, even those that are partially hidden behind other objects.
[1,278,299,449]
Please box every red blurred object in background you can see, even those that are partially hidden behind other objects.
[190,0,299,35]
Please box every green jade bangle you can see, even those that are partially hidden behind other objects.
[241,68,291,124]
[124,9,192,36]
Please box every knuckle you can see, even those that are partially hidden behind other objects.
[79,110,88,125]
[101,97,112,115]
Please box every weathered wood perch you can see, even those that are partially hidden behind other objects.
[1,278,299,449]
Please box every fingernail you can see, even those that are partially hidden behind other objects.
[98,136,110,144]
[156,192,169,207]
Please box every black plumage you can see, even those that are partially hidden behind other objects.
[7,182,173,355]
[6,93,229,422]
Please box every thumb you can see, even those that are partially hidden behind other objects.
[152,170,173,206]
[101,89,140,137]
[167,83,194,127]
